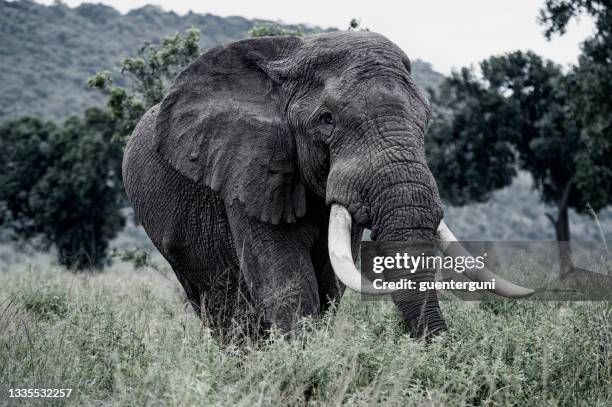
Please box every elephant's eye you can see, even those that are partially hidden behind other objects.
[320,112,334,125]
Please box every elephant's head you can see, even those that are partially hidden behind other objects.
[154,31,533,339]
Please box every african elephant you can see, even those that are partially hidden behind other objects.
[123,31,533,340]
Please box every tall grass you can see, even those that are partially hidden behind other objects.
[0,264,610,406]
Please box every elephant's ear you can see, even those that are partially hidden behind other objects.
[154,36,306,224]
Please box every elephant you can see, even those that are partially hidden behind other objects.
[123,31,533,341]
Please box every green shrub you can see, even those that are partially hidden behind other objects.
[0,109,124,269]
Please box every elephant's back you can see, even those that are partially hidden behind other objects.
[122,104,160,198]
[122,104,167,222]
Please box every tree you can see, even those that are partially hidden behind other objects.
[0,117,57,232]
[427,51,610,272]
[88,27,202,144]
[539,0,612,219]
[0,109,124,268]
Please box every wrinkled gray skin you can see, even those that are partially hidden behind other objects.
[123,31,446,340]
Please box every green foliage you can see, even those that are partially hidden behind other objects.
[539,0,609,39]
[0,109,124,269]
[1,266,611,405]
[249,23,304,37]
[540,0,612,212]
[428,2,612,244]
[0,117,58,226]
[430,52,579,205]
[427,65,518,206]
[428,50,611,244]
[88,28,202,144]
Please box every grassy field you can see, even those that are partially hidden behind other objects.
[0,263,611,406]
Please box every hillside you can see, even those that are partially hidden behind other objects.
[0,0,321,119]
[0,0,442,120]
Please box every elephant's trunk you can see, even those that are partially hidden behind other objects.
[328,202,446,340]
[326,153,448,339]
[370,178,448,340]
[386,248,448,340]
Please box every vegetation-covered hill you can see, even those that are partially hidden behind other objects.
[0,0,318,119]
[0,0,442,120]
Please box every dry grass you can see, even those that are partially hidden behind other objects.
[0,262,611,406]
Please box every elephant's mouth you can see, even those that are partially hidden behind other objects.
[327,203,535,298]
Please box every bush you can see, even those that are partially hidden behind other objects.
[0,108,124,268]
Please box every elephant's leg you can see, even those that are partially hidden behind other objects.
[123,105,253,334]
[225,202,321,331]
[311,240,343,313]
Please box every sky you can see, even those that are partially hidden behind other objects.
[38,0,594,75]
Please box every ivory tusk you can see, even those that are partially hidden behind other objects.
[328,204,395,295]
[435,220,535,298]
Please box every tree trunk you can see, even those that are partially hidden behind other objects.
[554,204,573,275]
[546,181,573,275]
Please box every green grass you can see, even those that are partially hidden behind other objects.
[0,265,611,406]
